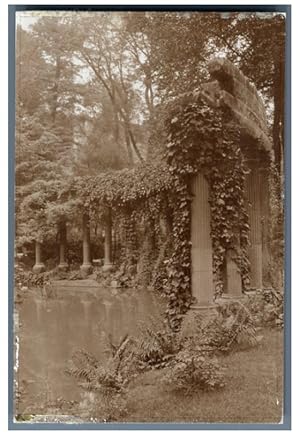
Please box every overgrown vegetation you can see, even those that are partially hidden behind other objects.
[137,320,181,369]
[267,164,285,290]
[63,299,272,421]
[122,327,283,423]
[164,94,255,325]
[15,11,285,425]
[162,351,225,394]
[15,12,285,328]
[65,335,139,421]
[246,289,284,328]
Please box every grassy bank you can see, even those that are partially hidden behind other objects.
[17,327,284,425]
[121,328,283,424]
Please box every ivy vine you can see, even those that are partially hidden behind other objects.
[19,89,263,332]
[164,91,251,328]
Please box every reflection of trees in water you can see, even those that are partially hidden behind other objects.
[18,287,164,412]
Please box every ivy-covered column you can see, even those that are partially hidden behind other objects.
[80,213,92,274]
[246,166,263,290]
[58,222,68,270]
[191,173,214,307]
[224,249,243,297]
[103,207,113,271]
[33,241,45,273]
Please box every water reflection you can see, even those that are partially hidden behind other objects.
[17,286,164,414]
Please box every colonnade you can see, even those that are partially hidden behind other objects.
[31,162,269,309]
[32,208,114,274]
[32,167,268,304]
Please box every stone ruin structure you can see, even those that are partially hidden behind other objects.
[190,58,273,308]
[32,58,274,310]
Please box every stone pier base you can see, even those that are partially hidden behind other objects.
[80,263,92,276]
[102,262,114,272]
[58,262,69,271]
[32,263,45,274]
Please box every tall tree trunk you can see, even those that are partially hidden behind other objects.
[51,55,61,124]
[124,124,134,165]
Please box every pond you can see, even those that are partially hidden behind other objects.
[15,281,165,416]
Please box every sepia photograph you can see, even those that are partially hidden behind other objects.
[10,5,290,428]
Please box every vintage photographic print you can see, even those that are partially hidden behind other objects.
[12,7,289,427]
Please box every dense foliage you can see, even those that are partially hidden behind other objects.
[246,289,284,328]
[137,321,181,369]
[15,11,284,325]
[65,299,263,421]
[163,91,253,326]
[163,351,225,393]
[65,335,139,421]
[15,13,285,425]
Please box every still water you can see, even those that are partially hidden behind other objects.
[16,281,165,415]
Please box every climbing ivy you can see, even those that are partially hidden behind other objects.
[17,161,173,249]
[72,162,173,211]
[163,176,193,329]
[165,90,251,327]
[18,89,256,331]
[208,119,251,296]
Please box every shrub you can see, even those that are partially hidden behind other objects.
[137,321,181,369]
[162,301,260,395]
[180,302,259,356]
[15,263,51,289]
[163,349,225,394]
[263,289,284,327]
[246,288,284,328]
[215,301,259,350]
[65,335,139,421]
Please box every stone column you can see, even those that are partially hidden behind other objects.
[191,173,214,308]
[58,222,68,270]
[80,214,92,274]
[223,249,243,298]
[103,208,113,271]
[33,241,45,273]
[246,167,263,290]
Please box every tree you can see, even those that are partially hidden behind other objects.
[232,14,285,173]
[72,84,129,174]
[15,21,77,244]
[15,11,286,251]
[124,12,286,171]
[66,14,146,164]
